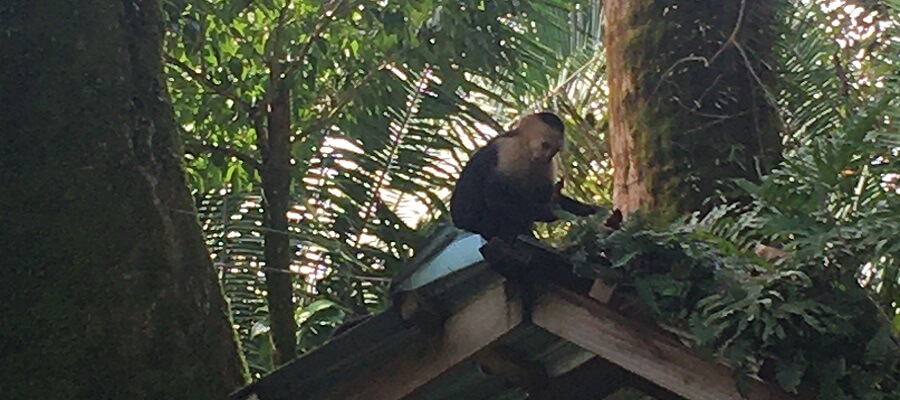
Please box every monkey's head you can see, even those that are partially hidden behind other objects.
[516,112,565,164]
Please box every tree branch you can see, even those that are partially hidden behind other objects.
[257,0,346,114]
[185,140,262,171]
[266,0,295,72]
[282,0,346,79]
[165,54,251,110]
[651,0,747,97]
[708,0,747,65]
[303,53,399,136]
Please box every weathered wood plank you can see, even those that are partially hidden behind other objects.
[589,279,617,303]
[229,311,413,400]
[319,282,524,400]
[532,288,793,400]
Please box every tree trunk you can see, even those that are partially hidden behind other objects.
[604,0,783,219]
[262,78,298,365]
[0,1,247,398]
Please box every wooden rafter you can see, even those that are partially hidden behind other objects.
[320,282,524,400]
[532,287,793,400]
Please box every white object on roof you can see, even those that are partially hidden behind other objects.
[394,230,487,292]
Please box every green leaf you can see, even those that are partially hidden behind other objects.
[249,321,270,338]
[775,354,807,392]
[864,326,895,364]
[301,299,339,315]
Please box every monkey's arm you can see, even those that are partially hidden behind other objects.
[483,175,558,223]
[551,180,600,216]
[558,195,599,216]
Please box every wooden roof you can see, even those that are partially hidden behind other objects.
[229,235,792,400]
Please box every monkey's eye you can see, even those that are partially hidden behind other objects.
[541,142,553,150]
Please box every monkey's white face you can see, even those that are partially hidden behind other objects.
[522,122,563,164]
[494,113,564,186]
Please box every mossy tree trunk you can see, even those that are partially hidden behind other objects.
[604,0,783,219]
[0,1,247,398]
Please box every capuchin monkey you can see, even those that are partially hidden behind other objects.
[450,112,599,241]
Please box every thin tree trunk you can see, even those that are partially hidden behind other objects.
[604,0,783,218]
[262,78,298,365]
[0,0,247,398]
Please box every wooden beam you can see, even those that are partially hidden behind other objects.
[532,288,793,400]
[395,290,443,334]
[589,279,616,303]
[229,311,414,400]
[480,238,594,294]
[527,356,628,400]
[527,355,683,400]
[626,374,685,400]
[319,282,524,400]
[477,347,548,390]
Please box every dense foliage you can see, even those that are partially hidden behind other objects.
[563,2,900,397]
[567,128,899,397]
